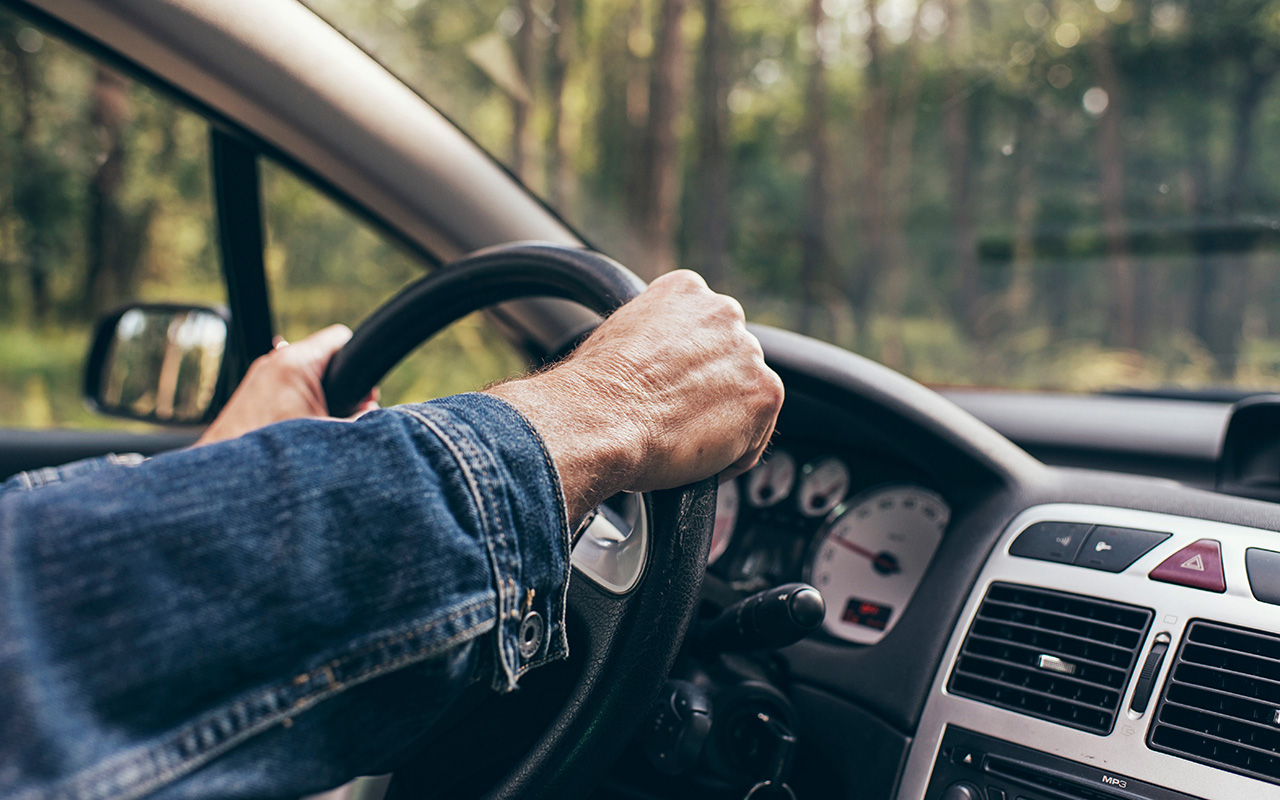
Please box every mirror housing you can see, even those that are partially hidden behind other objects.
[85,304,230,425]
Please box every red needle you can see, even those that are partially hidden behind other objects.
[833,536,877,561]
[832,536,901,575]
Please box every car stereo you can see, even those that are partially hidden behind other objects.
[923,726,1204,800]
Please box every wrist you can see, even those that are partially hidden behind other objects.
[485,368,645,521]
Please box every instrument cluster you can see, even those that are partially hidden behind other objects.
[710,446,951,645]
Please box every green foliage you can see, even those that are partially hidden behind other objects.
[11,0,1280,433]
[305,0,1280,391]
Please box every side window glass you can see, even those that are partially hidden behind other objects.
[260,160,526,404]
[0,10,221,428]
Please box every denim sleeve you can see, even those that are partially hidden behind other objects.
[0,392,571,800]
[0,452,147,495]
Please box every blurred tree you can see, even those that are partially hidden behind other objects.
[546,0,576,208]
[512,0,537,177]
[798,0,829,336]
[693,0,731,290]
[1093,25,1136,349]
[637,0,688,276]
[943,0,979,340]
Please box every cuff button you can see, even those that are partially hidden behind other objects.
[518,610,545,659]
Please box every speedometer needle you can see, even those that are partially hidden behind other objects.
[833,537,901,575]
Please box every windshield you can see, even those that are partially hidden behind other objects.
[307,0,1280,394]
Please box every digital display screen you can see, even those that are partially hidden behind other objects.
[842,597,893,630]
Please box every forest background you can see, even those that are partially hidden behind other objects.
[2,0,1280,427]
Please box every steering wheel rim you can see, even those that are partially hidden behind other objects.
[322,242,717,800]
[324,242,646,417]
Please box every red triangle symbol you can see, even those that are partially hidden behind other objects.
[1149,539,1224,592]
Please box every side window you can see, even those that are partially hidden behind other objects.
[260,160,526,404]
[0,10,222,428]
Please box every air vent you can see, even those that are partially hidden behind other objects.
[948,583,1153,734]
[1149,620,1280,785]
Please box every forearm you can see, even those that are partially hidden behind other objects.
[0,394,568,799]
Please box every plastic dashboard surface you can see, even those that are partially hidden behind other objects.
[899,503,1280,800]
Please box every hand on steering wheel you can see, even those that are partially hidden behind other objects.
[487,268,783,521]
[320,243,781,799]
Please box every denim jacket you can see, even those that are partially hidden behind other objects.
[0,393,571,800]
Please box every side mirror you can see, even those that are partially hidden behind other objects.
[85,304,229,425]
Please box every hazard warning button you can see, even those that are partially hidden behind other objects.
[1148,539,1226,593]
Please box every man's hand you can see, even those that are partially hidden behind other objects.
[487,271,784,522]
[194,324,378,447]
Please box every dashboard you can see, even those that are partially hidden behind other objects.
[687,445,1280,800]
[714,446,951,646]
[901,503,1280,800]
[616,327,1280,800]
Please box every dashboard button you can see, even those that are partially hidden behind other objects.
[1149,539,1225,593]
[986,789,1006,800]
[1009,522,1091,564]
[1073,526,1170,572]
[951,746,980,767]
[1246,548,1280,605]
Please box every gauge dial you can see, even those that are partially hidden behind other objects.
[797,457,850,518]
[807,485,950,645]
[709,478,739,565]
[745,450,796,508]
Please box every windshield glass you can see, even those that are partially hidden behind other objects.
[306,0,1280,393]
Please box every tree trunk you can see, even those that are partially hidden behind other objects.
[623,0,650,233]
[546,0,575,210]
[1187,64,1273,379]
[880,1,926,354]
[84,65,132,318]
[594,5,631,201]
[1222,66,1272,216]
[693,0,731,290]
[854,1,887,351]
[799,0,829,335]
[1007,102,1038,323]
[9,36,47,321]
[638,0,689,277]
[511,0,536,179]
[1093,31,1135,349]
[942,0,979,339]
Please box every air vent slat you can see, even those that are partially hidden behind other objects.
[1153,719,1280,764]
[1164,683,1280,728]
[953,657,1120,709]
[1171,661,1280,706]
[981,598,1149,639]
[956,652,1123,701]
[970,618,1139,662]
[964,631,1132,679]
[1160,700,1280,749]
[1150,620,1280,786]
[1180,642,1280,682]
[948,583,1152,735]
[1151,724,1280,780]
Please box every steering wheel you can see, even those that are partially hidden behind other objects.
[322,242,717,799]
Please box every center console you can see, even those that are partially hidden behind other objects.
[898,504,1280,800]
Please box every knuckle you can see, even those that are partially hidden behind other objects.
[715,294,746,322]
[663,269,708,291]
[762,371,785,406]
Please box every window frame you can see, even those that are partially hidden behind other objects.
[0,0,463,420]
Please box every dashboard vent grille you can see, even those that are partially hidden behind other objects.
[1149,620,1280,785]
[948,582,1152,734]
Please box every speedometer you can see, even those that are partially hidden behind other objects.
[806,485,950,645]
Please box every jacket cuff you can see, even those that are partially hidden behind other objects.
[394,393,571,692]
